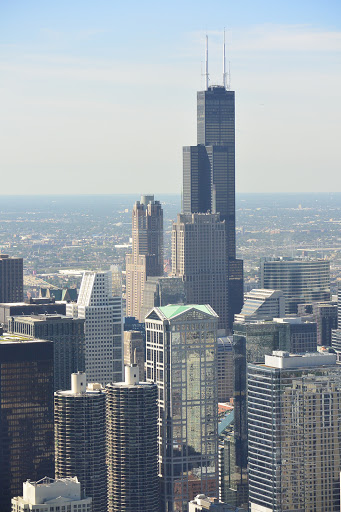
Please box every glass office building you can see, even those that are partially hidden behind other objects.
[145,305,219,512]
[260,258,330,315]
[0,334,54,512]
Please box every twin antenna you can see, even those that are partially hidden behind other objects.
[204,29,230,91]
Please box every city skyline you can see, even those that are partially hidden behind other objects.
[1,1,341,195]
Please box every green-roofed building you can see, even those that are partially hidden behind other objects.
[145,304,219,512]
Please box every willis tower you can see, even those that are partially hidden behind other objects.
[182,36,243,329]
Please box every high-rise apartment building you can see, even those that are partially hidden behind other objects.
[106,365,159,512]
[67,270,123,385]
[126,195,163,321]
[260,257,330,314]
[0,334,54,512]
[248,351,341,512]
[182,73,243,328]
[332,284,341,361]
[172,213,228,330]
[54,372,107,512]
[8,313,85,391]
[11,477,92,512]
[145,304,219,512]
[0,254,23,302]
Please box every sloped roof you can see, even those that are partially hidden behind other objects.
[158,304,216,320]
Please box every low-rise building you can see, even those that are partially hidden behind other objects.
[11,477,92,511]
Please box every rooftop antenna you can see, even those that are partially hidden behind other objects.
[223,28,226,89]
[228,60,231,90]
[205,35,209,90]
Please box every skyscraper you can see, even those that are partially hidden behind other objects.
[248,351,341,511]
[126,195,163,322]
[181,42,243,329]
[218,334,248,509]
[106,365,159,512]
[140,275,186,321]
[172,213,228,330]
[0,254,23,302]
[298,301,337,346]
[54,372,107,512]
[145,304,219,512]
[260,257,330,314]
[8,313,85,391]
[0,334,54,512]
[66,270,123,385]
[217,336,234,403]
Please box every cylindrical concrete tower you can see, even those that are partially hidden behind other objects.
[106,364,159,512]
[54,372,107,512]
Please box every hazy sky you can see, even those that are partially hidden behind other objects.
[1,0,341,194]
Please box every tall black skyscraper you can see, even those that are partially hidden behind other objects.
[0,334,54,511]
[182,42,243,329]
[0,254,23,302]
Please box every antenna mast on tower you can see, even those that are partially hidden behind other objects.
[223,29,226,89]
[205,35,209,90]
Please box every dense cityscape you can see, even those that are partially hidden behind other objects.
[1,5,341,512]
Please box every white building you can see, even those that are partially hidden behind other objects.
[67,270,123,385]
[11,477,92,512]
[234,289,285,323]
[188,494,235,511]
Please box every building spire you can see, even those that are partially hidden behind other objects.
[205,35,209,90]
[223,28,226,89]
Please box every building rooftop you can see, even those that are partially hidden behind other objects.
[158,304,217,319]
[10,314,80,322]
[0,333,51,344]
[263,350,337,369]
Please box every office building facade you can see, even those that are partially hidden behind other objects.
[66,270,123,385]
[171,213,228,331]
[298,301,337,346]
[11,477,92,512]
[260,257,330,315]
[217,336,234,403]
[234,318,317,364]
[248,351,341,512]
[54,372,107,512]
[140,275,186,321]
[106,365,159,512]
[218,334,248,509]
[126,195,163,322]
[182,82,243,329]
[0,254,23,303]
[145,304,219,511]
[0,334,54,512]
[8,313,85,391]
